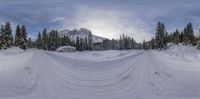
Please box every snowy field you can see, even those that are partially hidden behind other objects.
[0,45,200,99]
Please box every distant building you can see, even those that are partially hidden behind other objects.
[56,46,76,52]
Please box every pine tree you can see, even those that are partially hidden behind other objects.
[79,38,84,51]
[183,27,188,45]
[0,25,6,49]
[61,35,67,46]
[123,34,129,49]
[28,37,33,48]
[197,30,200,49]
[179,31,184,43]
[47,30,60,51]
[161,23,167,47]
[42,28,48,50]
[131,38,136,49]
[155,22,167,49]
[142,39,146,50]
[47,31,52,50]
[188,23,196,45]
[164,32,168,46]
[84,37,88,50]
[76,36,80,51]
[67,36,71,46]
[71,40,76,47]
[15,25,21,46]
[37,32,42,49]
[48,31,54,50]
[150,38,155,49]
[183,23,196,45]
[0,27,2,49]
[174,29,180,45]
[4,22,13,48]
[60,35,71,46]
[55,30,60,49]
[119,35,123,50]
[88,32,93,50]
[111,39,115,49]
[198,40,200,49]
[19,25,28,50]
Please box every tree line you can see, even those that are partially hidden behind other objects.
[35,29,93,51]
[143,22,200,50]
[0,22,30,50]
[1,21,200,51]
[35,29,141,51]
[102,34,141,50]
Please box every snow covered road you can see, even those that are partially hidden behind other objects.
[0,46,200,99]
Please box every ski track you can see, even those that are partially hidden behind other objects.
[0,48,200,99]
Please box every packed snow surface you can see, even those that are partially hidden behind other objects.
[0,45,200,99]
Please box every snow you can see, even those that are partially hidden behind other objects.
[58,28,106,43]
[152,44,200,71]
[52,50,143,62]
[0,48,33,71]
[0,45,200,99]
[56,46,76,52]
[0,47,23,55]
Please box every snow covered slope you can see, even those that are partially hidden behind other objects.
[0,45,200,99]
[59,28,107,43]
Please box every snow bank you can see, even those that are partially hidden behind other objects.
[56,46,76,52]
[0,48,33,71]
[0,47,23,55]
[152,44,200,71]
[52,50,143,62]
[161,44,200,61]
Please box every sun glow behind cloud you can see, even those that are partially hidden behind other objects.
[58,6,152,42]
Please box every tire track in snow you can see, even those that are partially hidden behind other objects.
[147,51,200,96]
[0,50,40,98]
[41,51,154,97]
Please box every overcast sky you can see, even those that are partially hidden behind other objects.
[1,0,200,42]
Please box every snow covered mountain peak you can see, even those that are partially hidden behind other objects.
[58,28,107,43]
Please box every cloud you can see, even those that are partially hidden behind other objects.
[61,5,152,42]
[1,0,200,41]
[50,17,66,24]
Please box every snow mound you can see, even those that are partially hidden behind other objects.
[0,47,24,55]
[152,44,200,71]
[52,50,143,62]
[56,46,76,52]
[163,44,200,61]
[0,48,33,71]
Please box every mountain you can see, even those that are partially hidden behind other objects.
[59,28,107,43]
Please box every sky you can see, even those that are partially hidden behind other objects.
[0,0,200,42]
